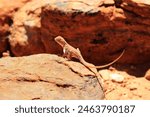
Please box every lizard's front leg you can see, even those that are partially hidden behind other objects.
[63,47,72,60]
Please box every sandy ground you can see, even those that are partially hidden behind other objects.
[103,64,150,100]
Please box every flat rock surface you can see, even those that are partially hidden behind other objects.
[0,54,104,100]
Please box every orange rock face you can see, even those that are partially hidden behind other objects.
[0,0,31,55]
[41,0,150,64]
[5,0,149,65]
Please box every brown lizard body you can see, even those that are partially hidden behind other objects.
[54,36,124,69]
[54,36,105,90]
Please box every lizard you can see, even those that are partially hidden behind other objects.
[54,36,125,91]
[54,36,124,69]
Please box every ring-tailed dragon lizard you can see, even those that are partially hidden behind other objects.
[54,36,125,91]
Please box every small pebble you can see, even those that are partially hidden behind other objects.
[110,73,124,83]
[2,50,10,57]
[145,69,150,80]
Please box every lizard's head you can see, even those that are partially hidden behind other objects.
[54,36,67,47]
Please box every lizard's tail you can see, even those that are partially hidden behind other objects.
[94,49,125,69]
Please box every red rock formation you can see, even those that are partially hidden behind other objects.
[0,0,32,55]
[41,0,150,64]
[8,0,150,65]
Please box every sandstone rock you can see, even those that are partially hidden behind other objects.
[99,69,126,83]
[110,73,124,83]
[7,0,150,65]
[0,54,104,99]
[127,83,138,90]
[105,75,150,100]
[99,69,110,80]
[9,0,50,56]
[41,0,150,64]
[0,0,31,55]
